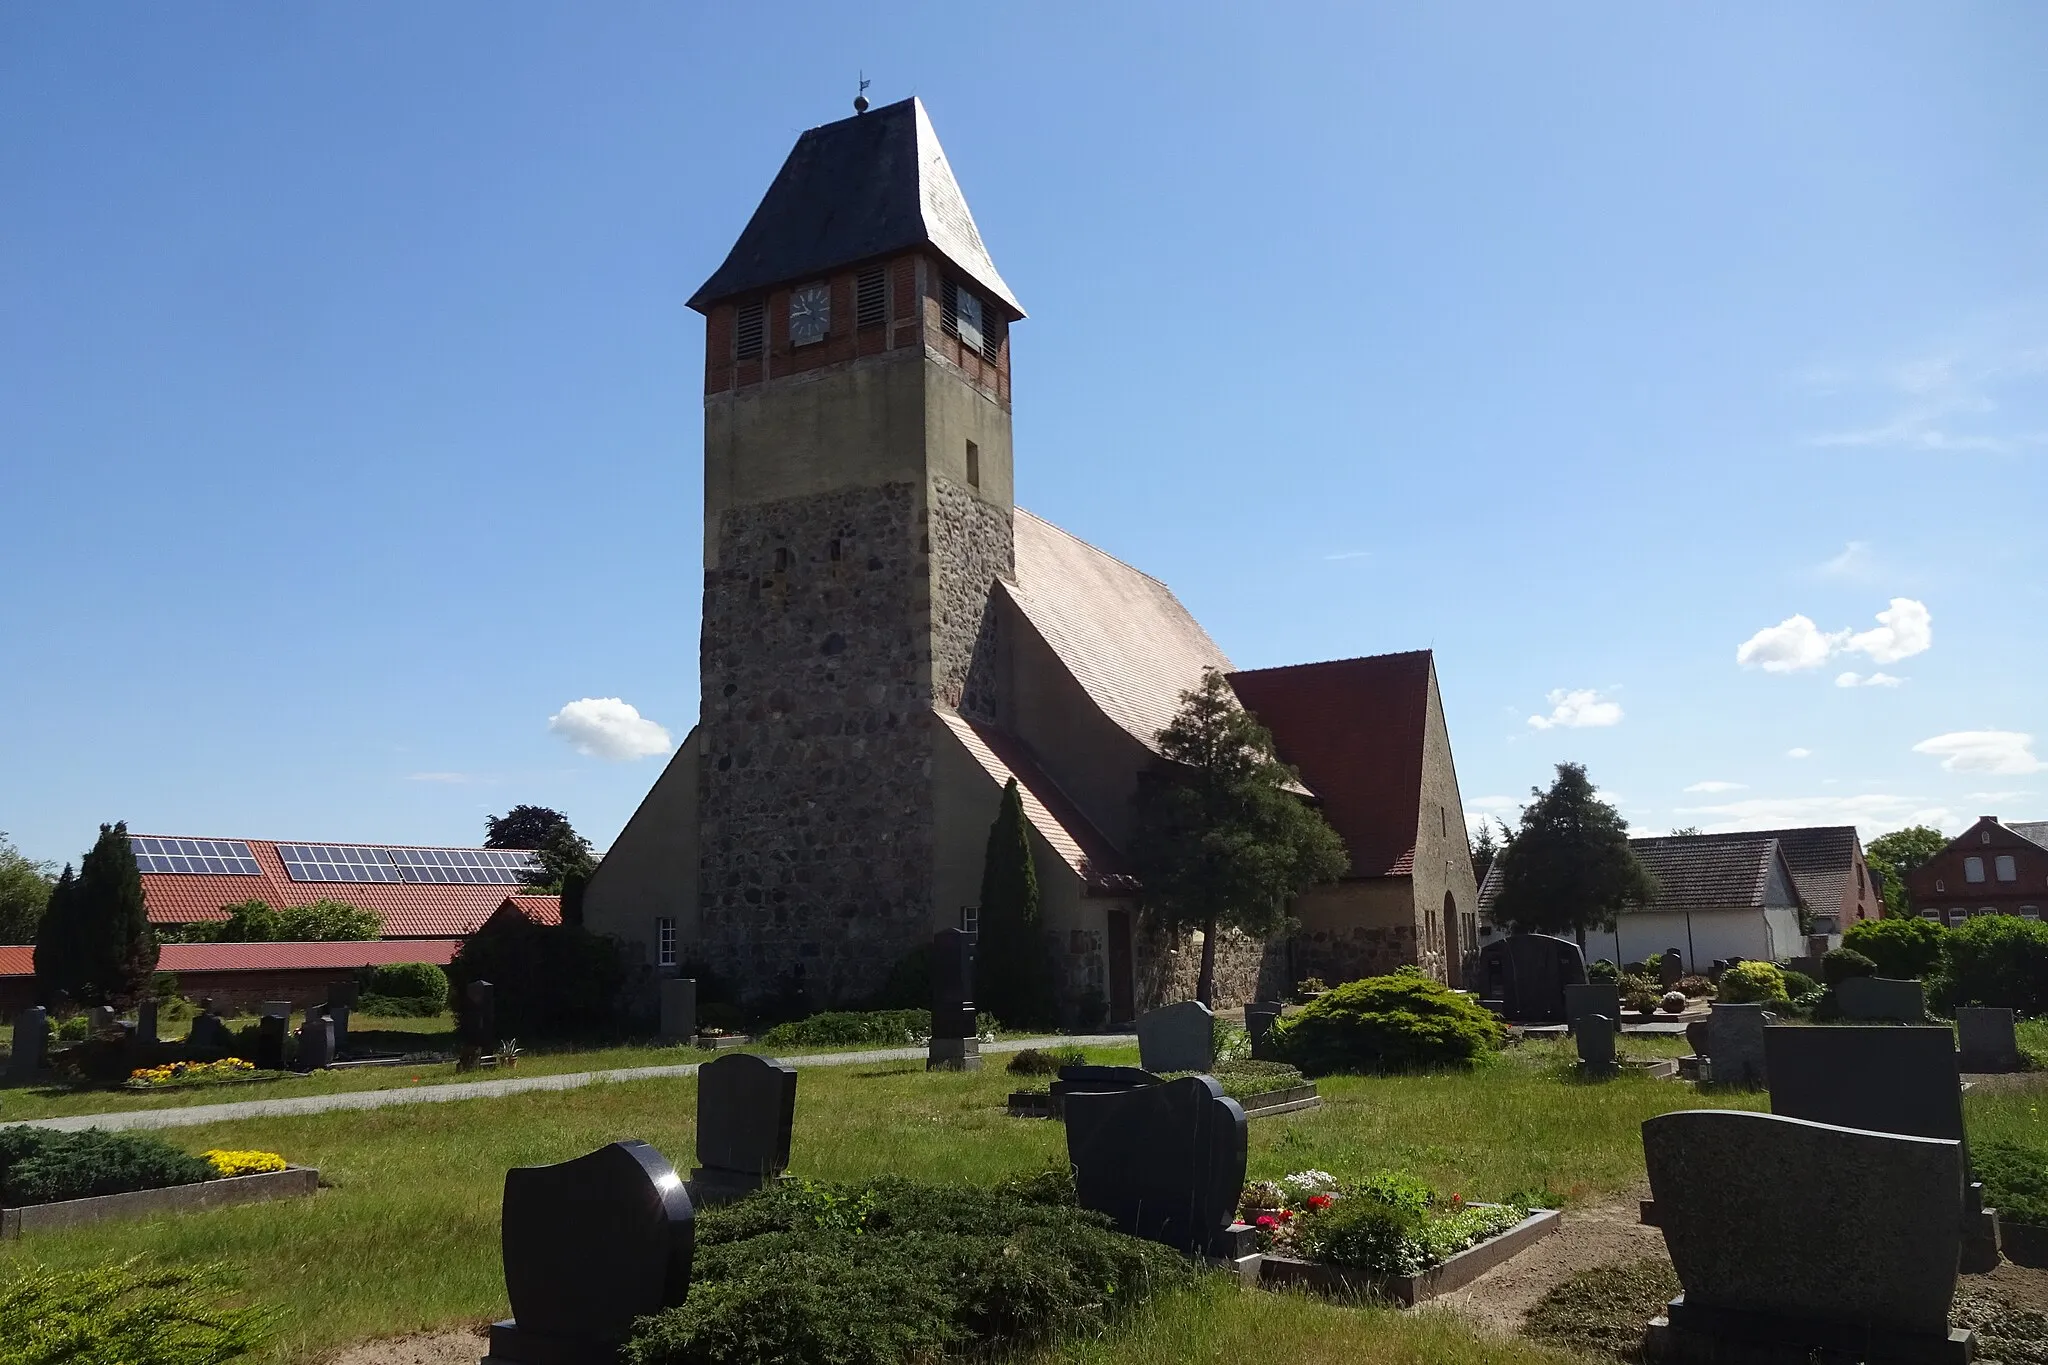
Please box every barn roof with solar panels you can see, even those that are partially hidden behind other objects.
[129,834,559,939]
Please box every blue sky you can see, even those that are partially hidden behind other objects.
[3,4,2044,869]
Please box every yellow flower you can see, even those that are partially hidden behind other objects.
[203,1149,287,1177]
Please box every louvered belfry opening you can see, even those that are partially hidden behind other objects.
[855,266,887,330]
[735,301,765,359]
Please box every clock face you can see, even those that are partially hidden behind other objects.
[789,284,830,345]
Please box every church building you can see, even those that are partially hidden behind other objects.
[581,98,1478,1022]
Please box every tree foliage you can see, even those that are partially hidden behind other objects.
[487,806,596,920]
[1467,821,1501,887]
[975,779,1054,1028]
[194,898,381,943]
[0,833,55,945]
[446,915,626,1040]
[1864,825,1948,918]
[1841,914,1947,979]
[1488,763,1655,937]
[483,804,573,851]
[33,822,159,1007]
[1130,670,1348,1007]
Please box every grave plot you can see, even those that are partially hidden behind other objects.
[0,1129,313,1239]
[1004,1053,1320,1120]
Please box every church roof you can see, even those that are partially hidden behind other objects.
[936,712,1133,891]
[1007,509,1234,756]
[1229,651,1435,879]
[688,97,1022,316]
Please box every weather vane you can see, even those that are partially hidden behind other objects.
[854,72,871,115]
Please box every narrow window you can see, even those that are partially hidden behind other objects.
[960,904,979,941]
[1995,854,2017,882]
[955,287,984,353]
[856,266,886,330]
[773,547,790,572]
[1982,829,1992,843]
[828,538,842,562]
[1440,806,1448,837]
[965,440,980,489]
[655,916,677,968]
[1965,856,1985,883]
[735,301,765,360]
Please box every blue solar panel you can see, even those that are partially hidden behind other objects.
[277,844,403,884]
[385,847,538,885]
[129,836,262,876]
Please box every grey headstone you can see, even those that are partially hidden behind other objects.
[85,1005,115,1036]
[1244,1002,1284,1060]
[253,1013,288,1071]
[1476,932,1587,1022]
[297,1011,334,1071]
[1564,982,1622,1034]
[1643,1109,1970,1356]
[1065,1074,1248,1256]
[1957,1008,2021,1074]
[1835,975,1925,1022]
[6,1007,49,1081]
[1684,1017,1710,1058]
[463,979,496,1048]
[1576,1015,1618,1077]
[188,1011,232,1054]
[491,1140,694,1363]
[658,978,697,1042]
[134,1000,158,1045]
[328,1003,350,1053]
[693,1053,797,1180]
[1137,1000,1214,1074]
[1707,1003,1771,1088]
[1660,948,1686,989]
[929,928,976,1042]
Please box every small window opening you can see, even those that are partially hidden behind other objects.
[735,301,765,360]
[828,538,842,562]
[655,916,678,968]
[965,440,980,489]
[1966,856,1985,883]
[773,547,791,572]
[1996,854,2017,882]
[960,904,979,941]
[856,266,886,330]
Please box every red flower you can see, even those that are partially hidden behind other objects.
[1279,1208,1294,1220]
[1255,1214,1276,1229]
[1306,1194,1333,1211]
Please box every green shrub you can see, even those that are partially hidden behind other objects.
[446,917,627,1041]
[1292,1196,1426,1274]
[1715,962,1788,1004]
[1213,1017,1251,1063]
[622,1177,1188,1365]
[51,1014,89,1042]
[1843,916,1947,979]
[1268,969,1505,1076]
[1780,970,1820,1000]
[1974,1138,2048,1226]
[361,962,448,1009]
[757,1009,1001,1049]
[1822,947,1878,985]
[1006,1047,1086,1076]
[1675,974,1715,998]
[1935,914,2048,1014]
[1586,959,1619,984]
[0,1258,269,1365]
[351,992,443,1019]
[0,1129,215,1207]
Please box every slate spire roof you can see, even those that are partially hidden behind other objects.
[689,97,1022,316]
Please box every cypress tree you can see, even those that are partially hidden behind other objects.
[976,779,1053,1028]
[32,863,83,1007]
[53,822,160,1006]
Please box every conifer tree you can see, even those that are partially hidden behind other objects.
[32,864,83,1006]
[34,822,159,1006]
[975,778,1053,1028]
[1489,763,1656,939]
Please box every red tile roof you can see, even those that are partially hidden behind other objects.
[1229,651,1434,879]
[936,712,1133,891]
[135,836,542,938]
[0,939,463,978]
[487,895,565,929]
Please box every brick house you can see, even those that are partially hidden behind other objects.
[1907,817,2048,924]
[0,939,463,1015]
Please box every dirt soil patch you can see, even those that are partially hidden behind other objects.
[1430,1187,1668,1337]
[320,1328,487,1365]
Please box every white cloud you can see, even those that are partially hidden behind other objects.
[1527,688,1624,731]
[1835,671,1905,689]
[1322,550,1371,562]
[1787,747,1813,759]
[548,697,674,761]
[1737,599,1930,674]
[1804,340,2048,454]
[1818,541,1876,579]
[1965,790,2036,803]
[1912,731,2046,776]
[1683,780,1746,793]
[1673,792,1962,837]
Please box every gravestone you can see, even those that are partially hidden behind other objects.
[134,999,158,1044]
[297,1010,334,1071]
[1642,1109,1972,1363]
[1476,932,1587,1022]
[1835,975,1925,1022]
[1577,1015,1618,1079]
[327,981,357,1052]
[263,999,292,1022]
[1705,1003,1770,1088]
[1137,1000,1215,1074]
[490,1140,694,1365]
[1684,1018,1709,1057]
[188,1009,232,1054]
[6,1006,49,1082]
[254,1013,289,1071]
[1660,948,1685,989]
[1564,983,1622,1034]
[1764,1023,1997,1272]
[85,1005,115,1037]
[690,1052,798,1205]
[1244,1002,1285,1061]
[658,978,697,1043]
[1065,1074,1248,1256]
[1958,1007,2022,1074]
[1050,1063,1162,1105]
[927,927,979,1071]
[463,980,496,1050]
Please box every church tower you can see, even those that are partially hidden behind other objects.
[686,98,1025,1003]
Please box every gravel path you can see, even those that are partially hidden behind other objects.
[4,1034,1130,1133]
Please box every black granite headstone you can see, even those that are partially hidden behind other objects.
[188,1010,232,1054]
[690,1052,797,1204]
[254,1013,288,1071]
[1660,948,1685,989]
[298,1011,334,1071]
[1244,1002,1285,1061]
[464,979,496,1049]
[1065,1074,1248,1256]
[1476,932,1588,1022]
[6,1006,49,1082]
[930,928,975,1041]
[1049,1063,1162,1105]
[491,1139,695,1364]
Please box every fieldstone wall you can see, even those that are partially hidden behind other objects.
[1133,916,1288,1012]
[698,482,938,1005]
[926,476,1012,722]
[1291,919,1421,986]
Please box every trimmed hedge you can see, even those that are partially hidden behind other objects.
[360,962,448,1011]
[621,1176,1188,1365]
[1936,914,2048,1014]
[1267,970,1505,1076]
[1821,947,1877,985]
[446,917,627,1041]
[0,1129,216,1208]
[1842,916,1947,980]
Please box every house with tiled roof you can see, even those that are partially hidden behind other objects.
[0,938,463,1015]
[582,98,1468,1020]
[126,834,556,940]
[1907,816,2048,925]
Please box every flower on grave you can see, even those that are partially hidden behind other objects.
[1279,1169,1339,1200]
[1278,1209,1294,1220]
[1451,1192,1464,1207]
[203,1149,287,1177]
[1254,1215,1277,1229]
[1305,1194,1333,1212]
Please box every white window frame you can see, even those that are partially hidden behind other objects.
[959,905,979,941]
[655,916,678,968]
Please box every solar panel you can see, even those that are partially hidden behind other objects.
[129,836,263,876]
[277,844,403,884]
[385,847,539,885]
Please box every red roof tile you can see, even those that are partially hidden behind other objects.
[0,939,463,978]
[937,712,1133,890]
[1229,651,1434,879]
[488,895,565,928]
[136,836,541,938]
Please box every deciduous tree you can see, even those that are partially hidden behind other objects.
[1864,825,1948,918]
[0,832,54,944]
[1488,764,1656,939]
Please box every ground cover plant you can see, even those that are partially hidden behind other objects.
[1244,1168,1527,1277]
[126,1059,277,1090]
[0,1129,218,1207]
[758,1008,1000,1048]
[1268,970,1506,1075]
[1975,1138,2048,1227]
[0,1258,270,1365]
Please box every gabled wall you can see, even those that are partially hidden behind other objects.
[1408,659,1482,981]
[582,727,702,969]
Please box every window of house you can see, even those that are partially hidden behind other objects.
[1965,856,1985,883]
[855,266,887,330]
[959,905,978,940]
[1857,864,1866,897]
[2023,907,2041,920]
[655,916,677,968]
[1996,855,2017,882]
[1936,878,1945,892]
[1920,910,1943,921]
[735,301,765,360]
[965,440,980,489]
[1949,909,1970,925]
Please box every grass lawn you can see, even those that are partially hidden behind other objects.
[1,1031,2041,1364]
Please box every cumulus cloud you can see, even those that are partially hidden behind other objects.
[1912,731,2046,776]
[1673,792,1960,837]
[1527,688,1624,731]
[1787,747,1813,759]
[1683,780,1746,793]
[548,697,673,761]
[1736,598,1931,674]
[1835,671,1904,688]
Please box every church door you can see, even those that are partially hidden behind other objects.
[1106,910,1135,1027]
